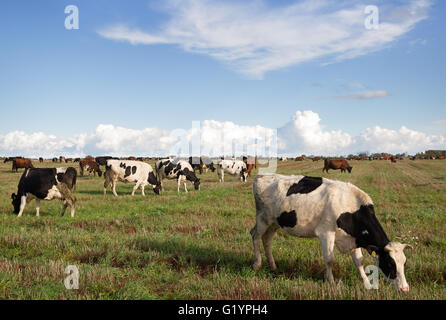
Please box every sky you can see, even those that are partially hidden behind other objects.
[0,0,445,157]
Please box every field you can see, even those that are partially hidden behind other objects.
[0,159,445,300]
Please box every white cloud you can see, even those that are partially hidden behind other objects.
[1,110,444,158]
[336,90,390,100]
[97,0,432,78]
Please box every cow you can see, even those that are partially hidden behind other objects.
[217,159,248,183]
[189,156,216,174]
[65,158,73,163]
[279,157,288,162]
[250,173,413,291]
[39,157,44,163]
[390,156,397,163]
[104,160,160,197]
[59,156,65,163]
[11,167,77,217]
[156,158,200,193]
[295,157,304,161]
[323,159,352,173]
[12,158,34,172]
[128,156,136,161]
[312,157,320,162]
[243,156,257,177]
[79,160,102,177]
[74,158,80,163]
[52,157,58,163]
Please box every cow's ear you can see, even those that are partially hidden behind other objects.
[366,245,379,255]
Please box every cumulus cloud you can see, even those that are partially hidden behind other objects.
[97,0,432,78]
[336,90,390,100]
[1,110,444,158]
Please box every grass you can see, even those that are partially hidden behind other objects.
[0,159,445,300]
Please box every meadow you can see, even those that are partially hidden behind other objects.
[0,159,445,300]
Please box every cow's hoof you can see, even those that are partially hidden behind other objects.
[252,263,262,271]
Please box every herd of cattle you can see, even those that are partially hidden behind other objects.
[3,153,439,292]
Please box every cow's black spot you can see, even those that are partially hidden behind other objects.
[287,176,323,196]
[120,162,126,169]
[336,205,390,251]
[164,162,175,176]
[132,166,137,175]
[56,173,64,183]
[277,210,297,228]
[124,166,131,178]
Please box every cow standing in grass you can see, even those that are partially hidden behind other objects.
[251,173,412,291]
[104,159,160,197]
[323,159,352,173]
[217,159,248,182]
[12,158,34,172]
[156,158,200,193]
[11,167,77,217]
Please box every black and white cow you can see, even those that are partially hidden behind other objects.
[188,156,216,174]
[11,167,77,217]
[103,160,160,197]
[217,159,248,182]
[155,159,200,193]
[251,173,413,292]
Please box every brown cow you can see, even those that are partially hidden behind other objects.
[323,159,352,173]
[128,156,136,161]
[79,160,102,177]
[65,158,73,163]
[12,158,34,172]
[390,156,397,163]
[243,156,257,177]
[295,157,304,161]
[312,157,320,162]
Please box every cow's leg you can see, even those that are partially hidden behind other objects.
[141,184,146,196]
[17,196,27,217]
[351,248,371,288]
[317,231,336,284]
[35,199,40,217]
[131,181,141,197]
[183,177,188,193]
[250,219,271,271]
[262,224,280,272]
[112,180,118,197]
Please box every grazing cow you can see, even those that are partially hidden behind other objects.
[189,156,216,174]
[312,157,320,162]
[59,156,65,163]
[390,156,397,163]
[279,157,288,162]
[251,173,413,291]
[217,159,248,183]
[65,158,73,163]
[323,159,352,173]
[11,167,77,217]
[95,156,114,166]
[295,157,304,161]
[156,159,200,192]
[128,156,136,161]
[438,156,445,160]
[79,160,102,177]
[104,160,160,197]
[39,157,44,163]
[52,157,58,163]
[12,158,34,172]
[74,158,80,163]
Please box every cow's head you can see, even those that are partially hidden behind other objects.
[370,242,412,292]
[11,193,21,214]
[153,181,161,195]
[194,178,201,190]
[97,168,103,177]
[347,166,353,173]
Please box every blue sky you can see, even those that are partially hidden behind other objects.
[0,0,445,157]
